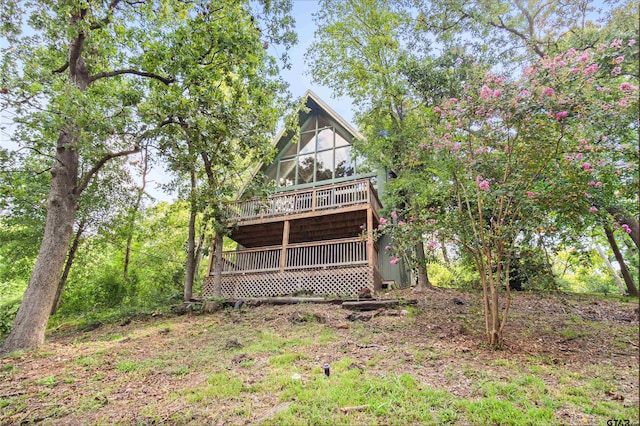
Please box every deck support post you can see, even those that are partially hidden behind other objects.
[367,207,374,267]
[280,220,290,272]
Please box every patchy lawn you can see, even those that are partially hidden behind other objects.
[0,289,638,425]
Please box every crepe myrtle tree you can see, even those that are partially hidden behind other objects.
[380,40,638,347]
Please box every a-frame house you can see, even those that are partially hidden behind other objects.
[203,90,409,299]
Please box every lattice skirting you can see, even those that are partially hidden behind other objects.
[202,266,382,299]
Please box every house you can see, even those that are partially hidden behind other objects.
[202,90,410,299]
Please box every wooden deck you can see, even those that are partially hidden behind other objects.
[203,237,382,298]
[220,237,376,274]
[225,179,382,225]
[206,178,384,298]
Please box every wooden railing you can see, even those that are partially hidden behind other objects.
[220,237,374,275]
[225,178,380,223]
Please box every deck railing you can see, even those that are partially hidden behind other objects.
[225,178,381,223]
[220,237,373,275]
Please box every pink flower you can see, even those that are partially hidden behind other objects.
[493,89,502,98]
[379,217,387,225]
[579,53,590,62]
[398,220,406,226]
[589,206,598,213]
[629,39,636,47]
[621,224,632,234]
[427,241,438,250]
[595,181,602,188]
[620,82,638,92]
[390,211,398,219]
[480,85,492,100]
[542,87,554,97]
[611,66,622,75]
[583,63,599,76]
[610,39,623,48]
[526,191,535,198]
[588,181,596,186]
[555,111,568,121]
[385,245,391,251]
[614,56,624,64]
[390,256,400,265]
[478,180,490,191]
[582,162,591,171]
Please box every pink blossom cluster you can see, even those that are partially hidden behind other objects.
[476,176,490,191]
[621,224,632,234]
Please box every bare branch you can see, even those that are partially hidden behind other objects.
[75,147,140,195]
[88,69,175,85]
[53,62,69,74]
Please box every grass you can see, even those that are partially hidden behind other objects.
[0,292,637,425]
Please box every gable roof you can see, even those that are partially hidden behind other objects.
[236,89,362,199]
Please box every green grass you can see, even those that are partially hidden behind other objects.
[1,297,637,425]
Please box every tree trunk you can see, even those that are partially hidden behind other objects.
[0,20,92,354]
[607,207,639,250]
[212,233,224,298]
[51,217,86,315]
[1,127,80,355]
[184,170,198,302]
[414,240,432,291]
[594,242,626,295]
[440,239,450,264]
[604,225,638,297]
[124,148,148,280]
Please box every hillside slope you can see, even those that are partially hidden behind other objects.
[1,289,638,425]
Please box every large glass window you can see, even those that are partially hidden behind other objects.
[270,113,372,188]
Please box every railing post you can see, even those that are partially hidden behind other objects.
[280,220,290,272]
[312,189,317,211]
[367,207,374,267]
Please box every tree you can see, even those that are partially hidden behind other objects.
[306,0,439,290]
[411,41,638,345]
[0,0,295,354]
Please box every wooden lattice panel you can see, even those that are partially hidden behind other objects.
[202,266,375,298]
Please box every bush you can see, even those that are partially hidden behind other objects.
[0,297,21,336]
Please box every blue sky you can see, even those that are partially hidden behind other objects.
[281,1,355,126]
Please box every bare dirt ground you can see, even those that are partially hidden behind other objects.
[0,288,638,425]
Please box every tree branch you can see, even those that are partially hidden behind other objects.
[89,0,123,30]
[489,16,545,58]
[89,69,175,85]
[53,62,69,74]
[75,147,140,195]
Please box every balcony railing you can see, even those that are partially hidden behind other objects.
[225,178,381,223]
[220,237,374,275]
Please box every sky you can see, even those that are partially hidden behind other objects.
[281,1,355,125]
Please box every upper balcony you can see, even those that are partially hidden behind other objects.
[225,178,382,226]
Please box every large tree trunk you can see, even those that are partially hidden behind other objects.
[414,240,432,291]
[604,225,638,297]
[184,170,198,302]
[0,20,89,355]
[1,128,80,354]
[51,217,86,315]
